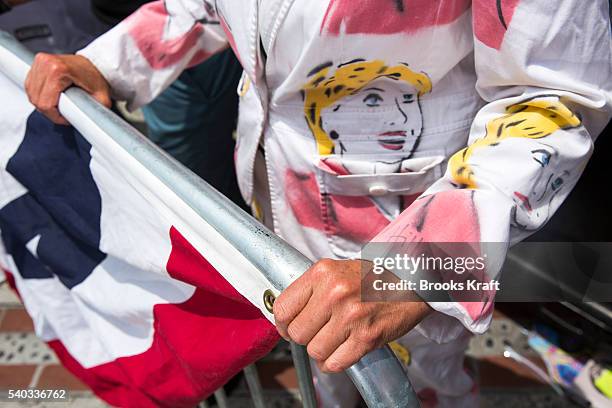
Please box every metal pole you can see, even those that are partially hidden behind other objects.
[242,364,267,408]
[290,342,318,408]
[0,31,421,408]
[348,347,421,408]
[213,388,229,408]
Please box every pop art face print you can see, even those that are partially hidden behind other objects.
[302,59,432,159]
[448,95,582,231]
[285,59,437,254]
[511,142,572,230]
[297,0,464,167]
[282,0,456,254]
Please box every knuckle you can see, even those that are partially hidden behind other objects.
[354,326,381,349]
[328,282,351,302]
[48,62,65,76]
[38,104,52,113]
[317,258,335,269]
[287,323,307,345]
[34,53,49,64]
[324,357,344,373]
[344,302,365,323]
[306,343,326,362]
[310,259,331,277]
[38,102,56,112]
[272,300,289,324]
[44,58,67,77]
[355,334,376,349]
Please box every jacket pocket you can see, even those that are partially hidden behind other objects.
[313,153,446,258]
[315,154,445,196]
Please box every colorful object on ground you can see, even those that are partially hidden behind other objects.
[528,333,583,387]
[593,366,612,399]
[575,360,612,408]
[0,70,279,407]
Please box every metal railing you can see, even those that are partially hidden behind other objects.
[0,31,420,408]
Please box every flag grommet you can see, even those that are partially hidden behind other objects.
[263,289,276,313]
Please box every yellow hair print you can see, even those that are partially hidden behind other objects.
[303,60,432,155]
[389,341,411,366]
[449,96,582,189]
[238,75,251,97]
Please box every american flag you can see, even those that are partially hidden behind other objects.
[0,68,279,407]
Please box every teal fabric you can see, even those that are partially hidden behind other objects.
[141,49,246,208]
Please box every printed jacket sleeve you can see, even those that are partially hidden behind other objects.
[78,0,229,110]
[372,0,612,342]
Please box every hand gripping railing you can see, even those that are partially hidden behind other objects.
[0,31,420,408]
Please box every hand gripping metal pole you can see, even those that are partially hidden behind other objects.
[0,31,421,408]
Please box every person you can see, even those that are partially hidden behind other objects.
[23,1,612,406]
[89,0,246,207]
[1,0,245,208]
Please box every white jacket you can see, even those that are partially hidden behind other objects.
[79,0,612,346]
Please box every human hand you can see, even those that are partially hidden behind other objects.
[273,259,431,373]
[25,54,111,125]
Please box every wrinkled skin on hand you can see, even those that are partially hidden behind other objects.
[25,53,111,125]
[273,258,431,373]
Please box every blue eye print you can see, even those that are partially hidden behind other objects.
[363,93,383,107]
[551,177,564,190]
[532,149,551,167]
[402,94,415,104]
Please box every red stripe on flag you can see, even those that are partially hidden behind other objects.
[29,227,278,407]
[1,267,18,296]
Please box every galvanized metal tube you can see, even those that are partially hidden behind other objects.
[242,364,267,408]
[347,346,421,408]
[0,31,421,408]
[290,342,318,408]
[213,388,229,408]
